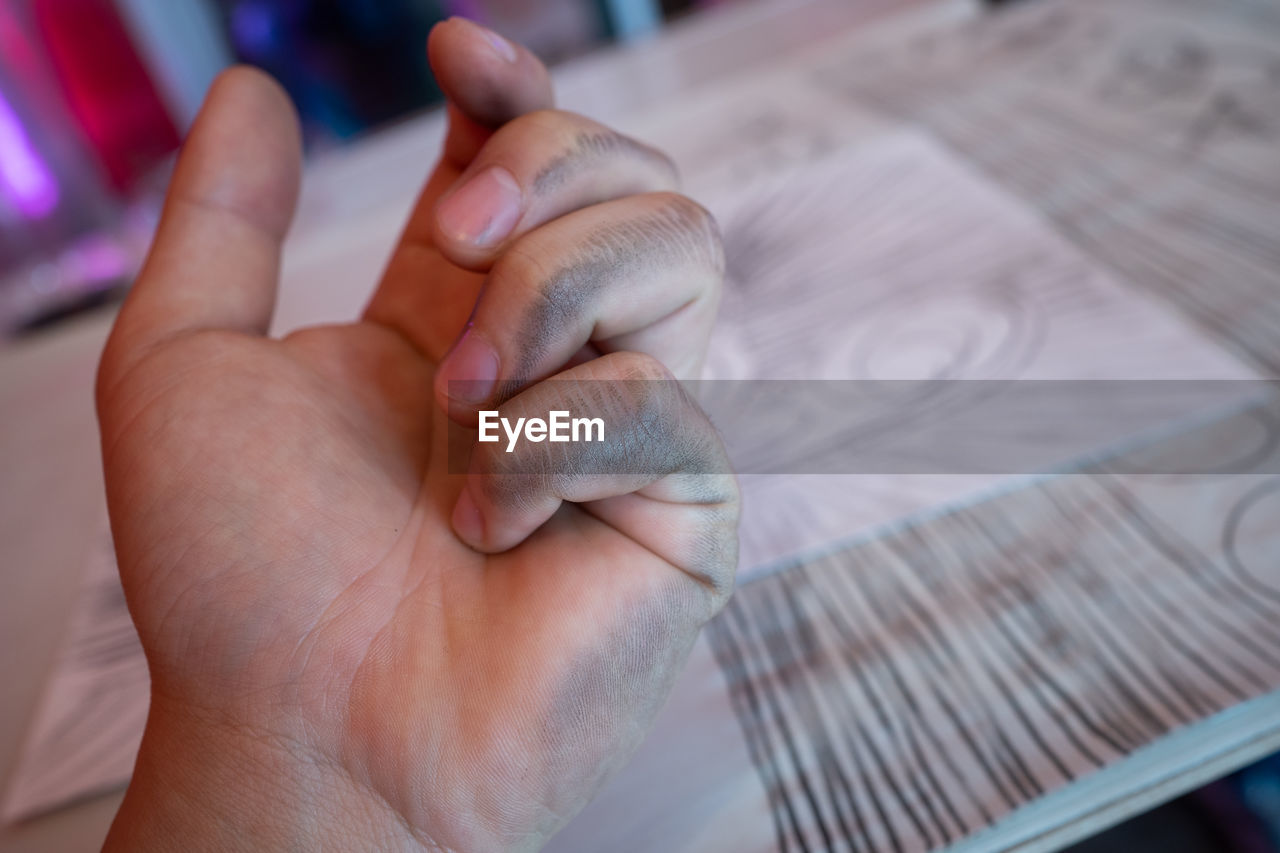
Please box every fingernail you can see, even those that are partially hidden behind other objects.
[452,485,486,547]
[436,166,522,247]
[475,22,518,63]
[438,326,499,403]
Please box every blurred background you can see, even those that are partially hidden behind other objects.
[0,0,716,335]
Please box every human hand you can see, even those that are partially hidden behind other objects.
[97,19,737,853]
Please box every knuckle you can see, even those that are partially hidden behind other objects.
[651,191,711,231]
[672,489,741,612]
[509,113,676,194]
[701,527,740,608]
[599,353,716,470]
[649,193,724,275]
[608,351,676,384]
[691,483,742,606]
[637,143,680,187]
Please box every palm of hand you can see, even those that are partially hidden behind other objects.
[104,305,712,846]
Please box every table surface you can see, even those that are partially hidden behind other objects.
[5,0,1280,850]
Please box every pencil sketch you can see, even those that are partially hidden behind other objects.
[1224,478,1280,595]
[701,472,1280,853]
[676,129,1255,577]
[807,0,1280,374]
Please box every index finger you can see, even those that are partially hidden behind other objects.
[364,17,554,357]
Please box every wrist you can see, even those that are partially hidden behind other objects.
[104,697,438,852]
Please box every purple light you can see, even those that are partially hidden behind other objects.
[231,3,278,53]
[0,87,58,219]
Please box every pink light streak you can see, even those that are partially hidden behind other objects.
[0,87,58,219]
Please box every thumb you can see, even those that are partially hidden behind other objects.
[101,66,301,387]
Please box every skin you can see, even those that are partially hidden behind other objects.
[97,18,738,853]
